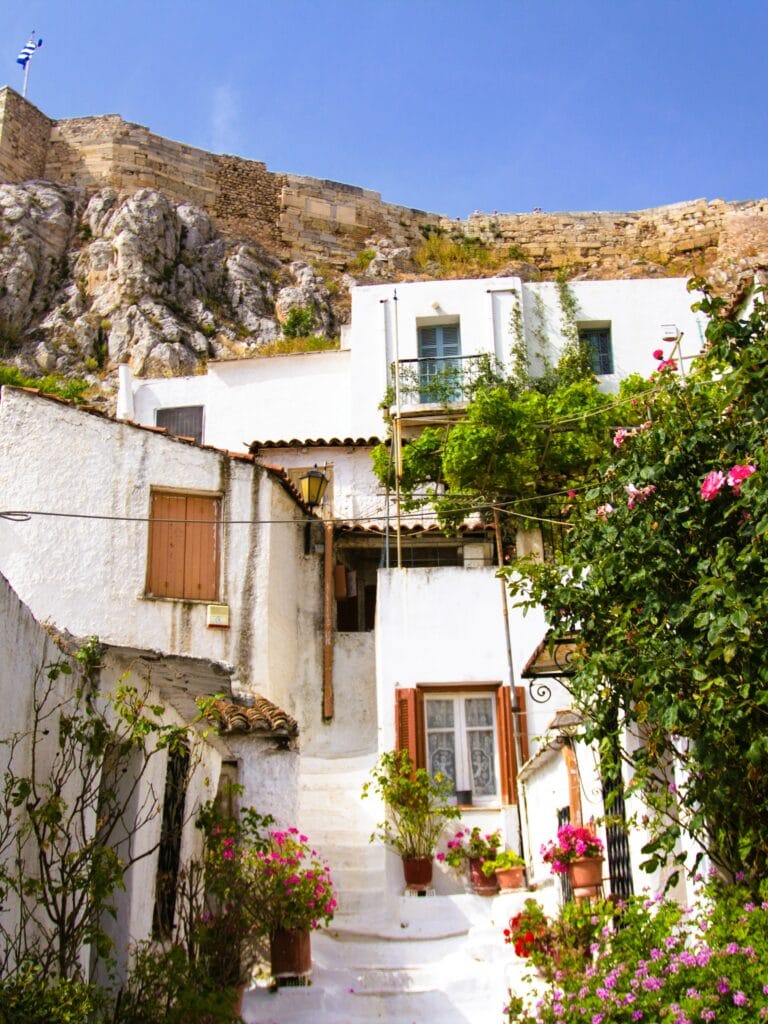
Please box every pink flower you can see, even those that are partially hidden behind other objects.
[436,852,446,862]
[700,471,725,501]
[625,483,656,509]
[726,463,756,495]
[657,358,678,372]
[614,428,629,448]
[653,349,664,360]
[596,503,614,521]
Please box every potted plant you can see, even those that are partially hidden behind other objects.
[481,849,526,890]
[198,803,337,987]
[439,826,502,894]
[540,823,604,888]
[362,750,460,886]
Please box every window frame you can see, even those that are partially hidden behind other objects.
[145,488,222,602]
[155,405,205,444]
[424,691,501,806]
[578,323,614,376]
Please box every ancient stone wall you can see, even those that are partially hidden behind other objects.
[0,87,51,183]
[1,87,767,280]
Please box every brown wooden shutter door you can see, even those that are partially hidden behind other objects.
[394,688,424,769]
[496,686,515,804]
[184,495,219,601]
[148,493,187,598]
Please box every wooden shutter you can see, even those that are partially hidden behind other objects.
[496,686,515,804]
[147,492,219,600]
[395,688,424,769]
[496,686,530,804]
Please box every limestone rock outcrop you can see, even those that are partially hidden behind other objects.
[0,183,343,384]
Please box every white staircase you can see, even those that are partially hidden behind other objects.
[241,754,545,1024]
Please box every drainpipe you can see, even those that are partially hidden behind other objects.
[493,506,526,857]
[322,520,335,720]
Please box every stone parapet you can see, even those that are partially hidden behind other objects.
[0,87,51,183]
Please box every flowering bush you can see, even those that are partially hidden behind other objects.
[245,827,337,933]
[438,826,502,870]
[504,880,768,1024]
[195,801,336,989]
[541,824,604,875]
[505,898,554,959]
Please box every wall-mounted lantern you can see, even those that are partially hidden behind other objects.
[299,465,329,508]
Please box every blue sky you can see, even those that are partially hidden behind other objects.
[3,1,766,218]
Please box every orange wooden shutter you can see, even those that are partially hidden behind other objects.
[147,492,187,598]
[184,495,219,601]
[496,686,515,804]
[394,688,424,769]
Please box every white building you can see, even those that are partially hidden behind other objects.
[0,274,707,976]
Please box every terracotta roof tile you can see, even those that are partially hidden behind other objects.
[249,436,381,451]
[211,697,298,737]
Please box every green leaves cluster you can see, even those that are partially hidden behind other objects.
[511,282,768,879]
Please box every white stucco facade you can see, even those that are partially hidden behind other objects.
[120,275,706,455]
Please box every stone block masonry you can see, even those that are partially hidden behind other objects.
[1,85,767,282]
[0,87,51,183]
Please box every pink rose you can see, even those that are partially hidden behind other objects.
[653,349,664,360]
[700,471,725,501]
[726,464,756,495]
[596,504,614,521]
[613,428,629,448]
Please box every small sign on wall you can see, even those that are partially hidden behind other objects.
[206,603,230,628]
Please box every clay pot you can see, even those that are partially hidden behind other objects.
[469,857,499,896]
[495,865,525,891]
[270,927,312,983]
[402,856,433,886]
[567,856,604,889]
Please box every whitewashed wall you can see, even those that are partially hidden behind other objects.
[122,275,706,451]
[0,388,321,723]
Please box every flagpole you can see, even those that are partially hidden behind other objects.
[22,60,30,99]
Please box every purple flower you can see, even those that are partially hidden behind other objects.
[733,991,749,1006]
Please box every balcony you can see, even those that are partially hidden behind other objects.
[393,354,490,410]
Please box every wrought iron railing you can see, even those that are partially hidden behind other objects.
[393,354,491,407]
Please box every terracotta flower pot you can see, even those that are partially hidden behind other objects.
[567,856,604,888]
[469,857,499,895]
[495,865,525,891]
[270,927,312,983]
[402,856,433,886]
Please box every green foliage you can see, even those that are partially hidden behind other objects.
[509,281,768,879]
[115,941,241,1024]
[361,750,461,858]
[255,334,339,357]
[282,306,316,338]
[0,960,106,1024]
[506,881,768,1023]
[0,363,90,402]
[413,230,513,276]
[480,848,526,876]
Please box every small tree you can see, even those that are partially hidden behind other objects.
[0,639,202,981]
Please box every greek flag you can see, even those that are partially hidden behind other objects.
[16,36,43,68]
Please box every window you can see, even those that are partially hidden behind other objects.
[417,322,462,402]
[153,742,190,939]
[425,694,500,803]
[156,406,204,444]
[579,326,613,375]
[395,684,529,805]
[146,490,221,600]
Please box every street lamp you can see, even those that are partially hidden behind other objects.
[299,465,329,508]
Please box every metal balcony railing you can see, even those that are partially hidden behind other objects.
[394,354,490,407]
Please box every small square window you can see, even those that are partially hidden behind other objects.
[156,406,204,444]
[579,327,613,375]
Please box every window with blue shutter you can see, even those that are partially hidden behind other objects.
[417,323,462,401]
